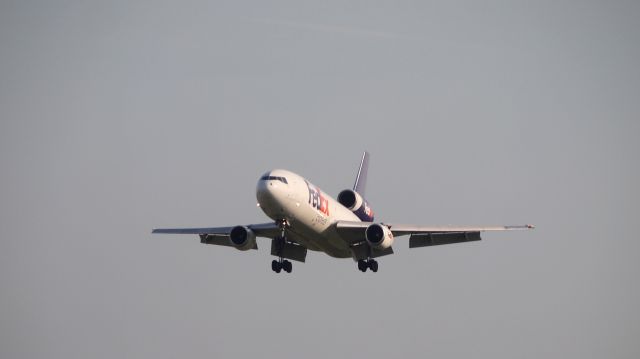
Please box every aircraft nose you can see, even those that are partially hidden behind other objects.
[256,173,284,204]
[256,178,270,199]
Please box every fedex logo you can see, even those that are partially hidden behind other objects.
[306,181,330,216]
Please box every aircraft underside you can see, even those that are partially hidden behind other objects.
[265,219,381,274]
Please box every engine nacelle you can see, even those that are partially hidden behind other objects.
[337,189,375,222]
[365,223,394,250]
[229,226,257,251]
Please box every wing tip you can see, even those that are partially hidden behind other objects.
[504,224,535,230]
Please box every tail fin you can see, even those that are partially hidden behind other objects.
[353,151,369,196]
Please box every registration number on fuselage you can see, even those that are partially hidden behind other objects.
[312,214,328,226]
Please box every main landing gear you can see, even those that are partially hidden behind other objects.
[272,258,292,273]
[357,259,378,273]
[272,220,292,274]
[272,236,293,274]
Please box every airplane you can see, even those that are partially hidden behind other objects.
[153,152,533,273]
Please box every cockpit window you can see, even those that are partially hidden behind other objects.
[260,175,288,184]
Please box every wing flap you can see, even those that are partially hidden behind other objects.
[335,220,532,250]
[388,223,534,236]
[409,232,481,248]
[152,227,232,234]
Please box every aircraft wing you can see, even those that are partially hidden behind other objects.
[152,222,280,236]
[335,221,533,248]
[152,222,281,249]
[386,223,534,234]
[152,226,235,235]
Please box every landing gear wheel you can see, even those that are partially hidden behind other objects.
[272,259,292,274]
[272,260,282,273]
[282,260,292,273]
[369,259,378,273]
[358,260,368,272]
[357,259,378,273]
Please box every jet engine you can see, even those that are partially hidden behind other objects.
[229,226,257,251]
[337,189,375,222]
[365,223,394,250]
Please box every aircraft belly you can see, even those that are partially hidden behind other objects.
[287,203,356,259]
[291,224,351,258]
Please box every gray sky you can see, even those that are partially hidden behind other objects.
[1,1,639,358]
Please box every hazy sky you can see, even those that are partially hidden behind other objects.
[1,1,639,358]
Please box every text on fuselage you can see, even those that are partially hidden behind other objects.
[306,181,330,216]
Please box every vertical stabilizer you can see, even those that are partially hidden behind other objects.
[353,151,370,196]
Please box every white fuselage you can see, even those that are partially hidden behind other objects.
[256,169,360,258]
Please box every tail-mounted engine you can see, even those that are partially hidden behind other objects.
[229,226,257,251]
[337,189,375,222]
[365,223,394,249]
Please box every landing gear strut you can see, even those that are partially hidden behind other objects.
[272,220,293,274]
[357,259,378,273]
